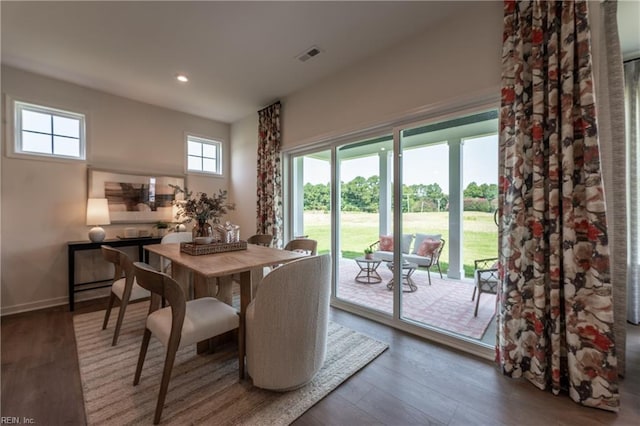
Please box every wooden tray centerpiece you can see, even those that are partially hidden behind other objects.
[180,240,247,256]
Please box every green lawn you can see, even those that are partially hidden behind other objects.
[302,211,498,277]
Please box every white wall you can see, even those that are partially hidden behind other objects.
[281,1,503,148]
[230,1,503,233]
[1,65,230,313]
[230,113,259,237]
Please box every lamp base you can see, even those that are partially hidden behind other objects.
[88,226,106,243]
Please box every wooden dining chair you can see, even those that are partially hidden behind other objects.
[246,233,273,247]
[101,246,150,346]
[132,262,239,425]
[284,238,318,255]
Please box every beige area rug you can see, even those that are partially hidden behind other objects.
[73,302,388,425]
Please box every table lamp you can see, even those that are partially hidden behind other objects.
[86,198,111,242]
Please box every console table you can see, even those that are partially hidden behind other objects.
[67,237,162,311]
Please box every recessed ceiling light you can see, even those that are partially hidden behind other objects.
[175,74,189,83]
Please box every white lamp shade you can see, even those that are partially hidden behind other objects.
[86,198,111,226]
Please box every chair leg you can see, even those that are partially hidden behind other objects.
[154,340,180,425]
[426,267,432,286]
[102,292,116,330]
[436,261,443,278]
[134,329,152,386]
[471,286,477,301]
[474,292,481,317]
[111,296,129,346]
[215,276,234,306]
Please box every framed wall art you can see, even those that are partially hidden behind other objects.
[88,168,185,223]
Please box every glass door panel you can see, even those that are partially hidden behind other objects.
[398,111,499,344]
[462,134,499,277]
[335,136,393,315]
[291,151,332,254]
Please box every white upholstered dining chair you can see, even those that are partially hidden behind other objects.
[159,231,192,273]
[245,254,331,390]
[132,261,239,425]
[101,245,150,346]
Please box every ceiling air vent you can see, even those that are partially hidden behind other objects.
[296,46,322,62]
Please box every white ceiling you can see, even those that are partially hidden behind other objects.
[2,1,638,124]
[1,1,461,123]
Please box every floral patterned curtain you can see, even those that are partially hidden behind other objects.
[256,101,283,248]
[498,0,619,411]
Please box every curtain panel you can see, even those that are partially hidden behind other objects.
[625,58,640,324]
[498,0,619,411]
[256,102,283,248]
[595,0,627,373]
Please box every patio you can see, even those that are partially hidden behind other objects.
[336,257,497,343]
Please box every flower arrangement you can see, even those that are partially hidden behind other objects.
[169,185,235,224]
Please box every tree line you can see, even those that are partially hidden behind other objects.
[304,177,498,213]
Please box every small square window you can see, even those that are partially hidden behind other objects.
[14,101,86,160]
[186,135,222,175]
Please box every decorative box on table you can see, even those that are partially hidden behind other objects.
[180,240,247,256]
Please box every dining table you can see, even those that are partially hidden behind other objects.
[144,242,307,379]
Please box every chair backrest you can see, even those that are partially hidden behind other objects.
[101,245,135,287]
[247,233,273,247]
[247,254,331,388]
[160,232,193,244]
[160,232,193,273]
[434,238,446,262]
[284,238,318,255]
[133,262,186,323]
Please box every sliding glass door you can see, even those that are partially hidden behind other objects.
[287,107,499,350]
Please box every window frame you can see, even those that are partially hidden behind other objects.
[185,134,223,176]
[11,99,87,161]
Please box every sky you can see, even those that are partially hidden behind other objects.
[303,134,498,193]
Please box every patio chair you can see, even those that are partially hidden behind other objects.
[369,236,445,285]
[101,245,150,346]
[471,257,499,317]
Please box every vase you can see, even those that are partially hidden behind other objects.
[192,221,213,239]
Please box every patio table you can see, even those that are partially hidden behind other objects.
[386,261,418,292]
[354,257,382,284]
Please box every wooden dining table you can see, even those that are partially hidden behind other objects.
[144,242,307,379]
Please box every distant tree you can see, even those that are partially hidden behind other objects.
[303,183,330,211]
[341,176,379,212]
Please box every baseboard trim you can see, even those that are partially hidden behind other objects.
[1,288,110,317]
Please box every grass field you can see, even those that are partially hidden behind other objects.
[302,211,498,277]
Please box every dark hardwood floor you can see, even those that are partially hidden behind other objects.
[2,298,639,425]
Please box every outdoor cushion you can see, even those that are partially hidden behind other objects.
[416,239,441,258]
[412,233,442,255]
[379,234,413,253]
[379,235,393,251]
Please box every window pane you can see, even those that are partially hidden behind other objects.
[202,158,217,173]
[187,155,202,171]
[22,131,51,153]
[22,110,51,133]
[53,116,80,138]
[202,143,217,158]
[53,136,80,157]
[188,141,201,156]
